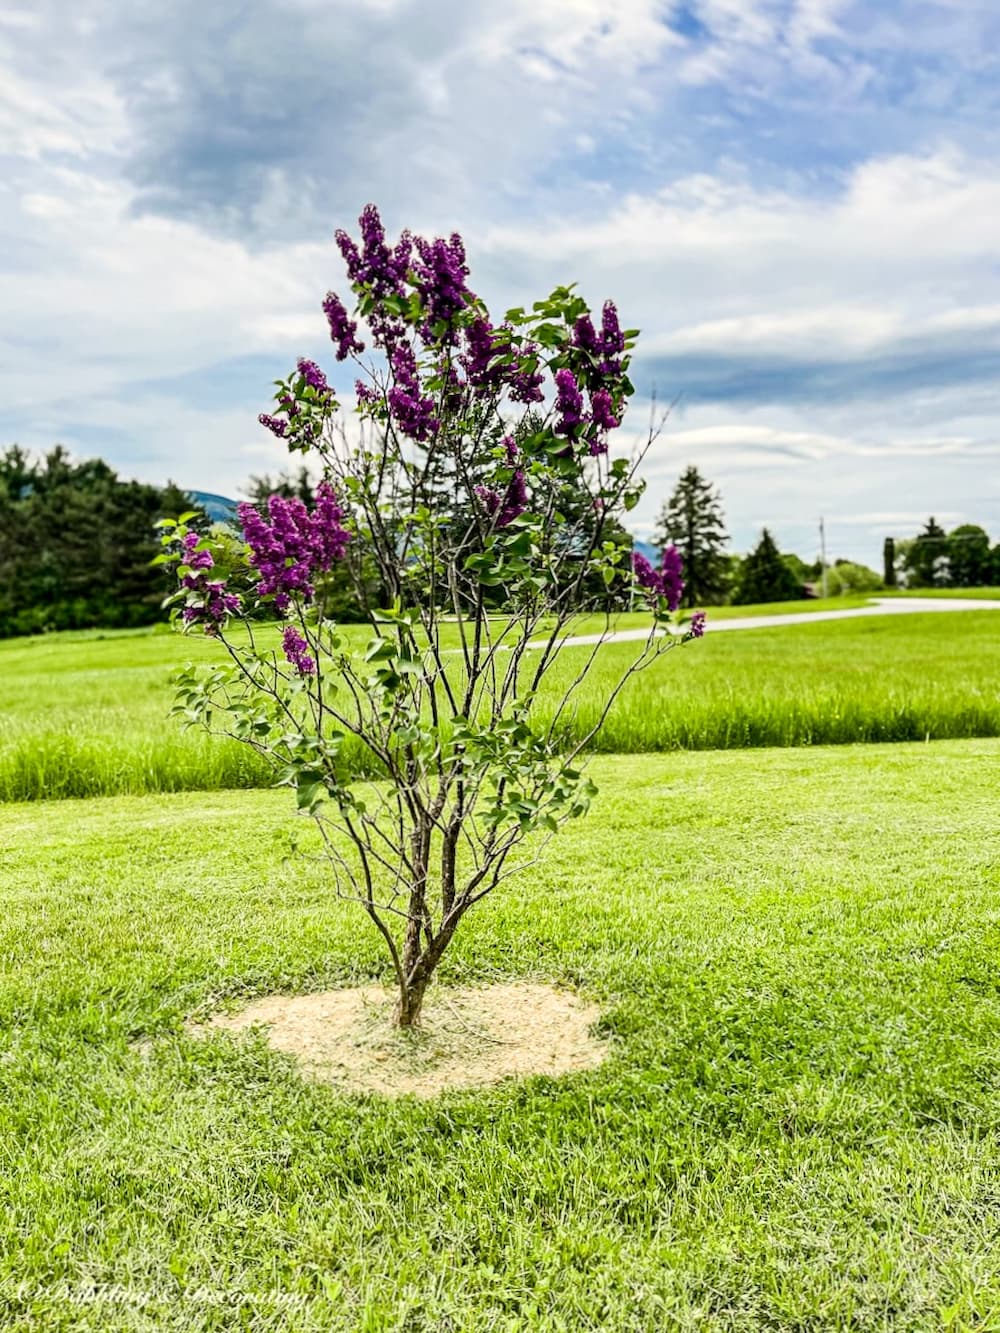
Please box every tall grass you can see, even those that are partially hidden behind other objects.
[1,612,998,801]
[545,611,1000,751]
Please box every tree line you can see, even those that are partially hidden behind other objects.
[0,446,194,638]
[889,518,1000,589]
[653,467,1000,604]
[2,446,996,639]
[0,446,635,639]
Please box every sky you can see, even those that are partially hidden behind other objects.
[3,0,1000,566]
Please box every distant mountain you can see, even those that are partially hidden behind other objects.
[632,538,659,564]
[189,490,240,525]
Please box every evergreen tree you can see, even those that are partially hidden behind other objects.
[733,528,802,605]
[0,445,201,638]
[654,466,729,607]
[905,516,948,586]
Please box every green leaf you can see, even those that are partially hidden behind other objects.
[364,639,396,663]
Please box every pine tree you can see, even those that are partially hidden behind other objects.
[654,466,729,607]
[733,528,802,605]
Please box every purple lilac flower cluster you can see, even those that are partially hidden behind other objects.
[258,413,288,439]
[258,397,299,441]
[334,206,413,352]
[570,304,625,376]
[573,313,600,355]
[598,301,625,372]
[558,300,630,454]
[554,369,585,436]
[554,365,620,453]
[178,532,241,631]
[499,469,528,526]
[631,545,685,612]
[590,388,619,433]
[475,467,528,528]
[337,205,413,294]
[257,366,335,445]
[312,482,352,567]
[183,531,213,570]
[507,344,546,404]
[388,344,439,442]
[237,481,350,612]
[296,358,332,395]
[474,483,501,515]
[462,318,545,404]
[462,318,503,392]
[413,233,472,340]
[659,545,684,609]
[282,625,316,676]
[323,291,365,361]
[688,611,707,638]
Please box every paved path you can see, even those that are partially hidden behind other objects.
[530,597,1000,649]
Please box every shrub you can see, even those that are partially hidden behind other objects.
[163,205,703,1026]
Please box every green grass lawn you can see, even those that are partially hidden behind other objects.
[3,740,1000,1329]
[2,611,999,801]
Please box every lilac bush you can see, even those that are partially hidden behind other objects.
[162,205,703,1028]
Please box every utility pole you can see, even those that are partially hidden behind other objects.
[819,516,828,598]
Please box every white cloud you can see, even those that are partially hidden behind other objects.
[0,169,331,410]
[471,0,679,71]
[5,144,1000,563]
[788,0,850,46]
[484,148,1000,315]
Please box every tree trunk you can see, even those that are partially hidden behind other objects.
[391,912,462,1028]
[393,972,430,1028]
[396,816,433,1028]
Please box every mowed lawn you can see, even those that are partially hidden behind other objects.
[3,740,1000,1330]
[2,609,1000,800]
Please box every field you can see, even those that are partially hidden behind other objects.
[2,609,999,800]
[3,741,1000,1330]
[6,603,1000,1329]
